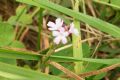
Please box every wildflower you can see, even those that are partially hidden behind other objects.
[47,18,63,31]
[69,23,79,36]
[47,18,79,44]
[52,27,69,44]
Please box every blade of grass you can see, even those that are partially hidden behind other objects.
[93,0,120,10]
[37,8,44,50]
[0,61,66,80]
[0,48,120,64]
[72,0,83,74]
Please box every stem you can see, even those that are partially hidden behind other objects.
[82,0,91,46]
[37,8,44,50]
[15,6,26,40]
[31,7,40,18]
[49,61,84,80]
[72,0,83,74]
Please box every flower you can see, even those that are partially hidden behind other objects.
[47,18,63,31]
[47,18,79,44]
[69,23,79,36]
[52,27,69,44]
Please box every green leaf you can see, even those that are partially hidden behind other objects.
[82,43,90,57]
[9,40,25,48]
[16,0,120,38]
[111,0,120,7]
[0,61,66,80]
[0,22,15,47]
[83,63,103,73]
[100,0,109,2]
[93,0,120,10]
[8,14,32,25]
[8,5,32,25]
[0,48,119,64]
[0,57,16,65]
[93,73,107,80]
[0,76,12,80]
[16,5,27,15]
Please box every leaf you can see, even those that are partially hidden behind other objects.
[8,5,32,25]
[82,43,90,57]
[93,0,120,10]
[16,0,120,38]
[0,61,66,80]
[54,46,73,57]
[54,43,90,57]
[100,0,109,2]
[52,56,120,65]
[111,0,120,7]
[0,76,12,80]
[0,57,16,65]
[83,63,103,73]
[16,5,27,15]
[0,48,120,64]
[93,73,107,80]
[0,22,15,47]
[9,40,25,48]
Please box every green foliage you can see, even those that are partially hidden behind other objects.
[111,0,120,7]
[0,22,15,47]
[0,0,119,79]
[8,5,32,25]
[9,40,25,48]
[0,62,66,80]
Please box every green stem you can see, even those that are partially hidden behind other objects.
[37,8,44,50]
[31,7,40,18]
[15,6,26,40]
[72,0,83,74]
[42,43,55,63]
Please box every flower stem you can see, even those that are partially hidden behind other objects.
[72,0,83,74]
[37,8,44,50]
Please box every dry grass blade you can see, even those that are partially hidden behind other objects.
[49,61,84,80]
[79,63,120,77]
[64,63,120,78]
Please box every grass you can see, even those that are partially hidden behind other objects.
[0,0,120,80]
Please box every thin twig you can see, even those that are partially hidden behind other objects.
[49,61,84,80]
[91,37,102,57]
[55,37,100,52]
[79,63,120,77]
[85,0,97,17]
[62,63,120,78]
[19,27,29,41]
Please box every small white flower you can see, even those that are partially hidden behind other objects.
[69,23,79,36]
[47,18,63,31]
[47,18,80,44]
[52,28,69,44]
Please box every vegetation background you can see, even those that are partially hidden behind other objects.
[0,0,120,80]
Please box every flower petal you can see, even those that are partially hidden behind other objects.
[69,23,79,36]
[69,23,74,33]
[59,27,65,32]
[52,31,60,37]
[55,18,63,27]
[61,37,67,44]
[53,36,61,44]
[47,22,56,28]
[63,31,69,37]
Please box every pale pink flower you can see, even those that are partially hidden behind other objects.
[47,18,63,31]
[52,27,69,44]
[47,18,79,44]
[69,23,79,36]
